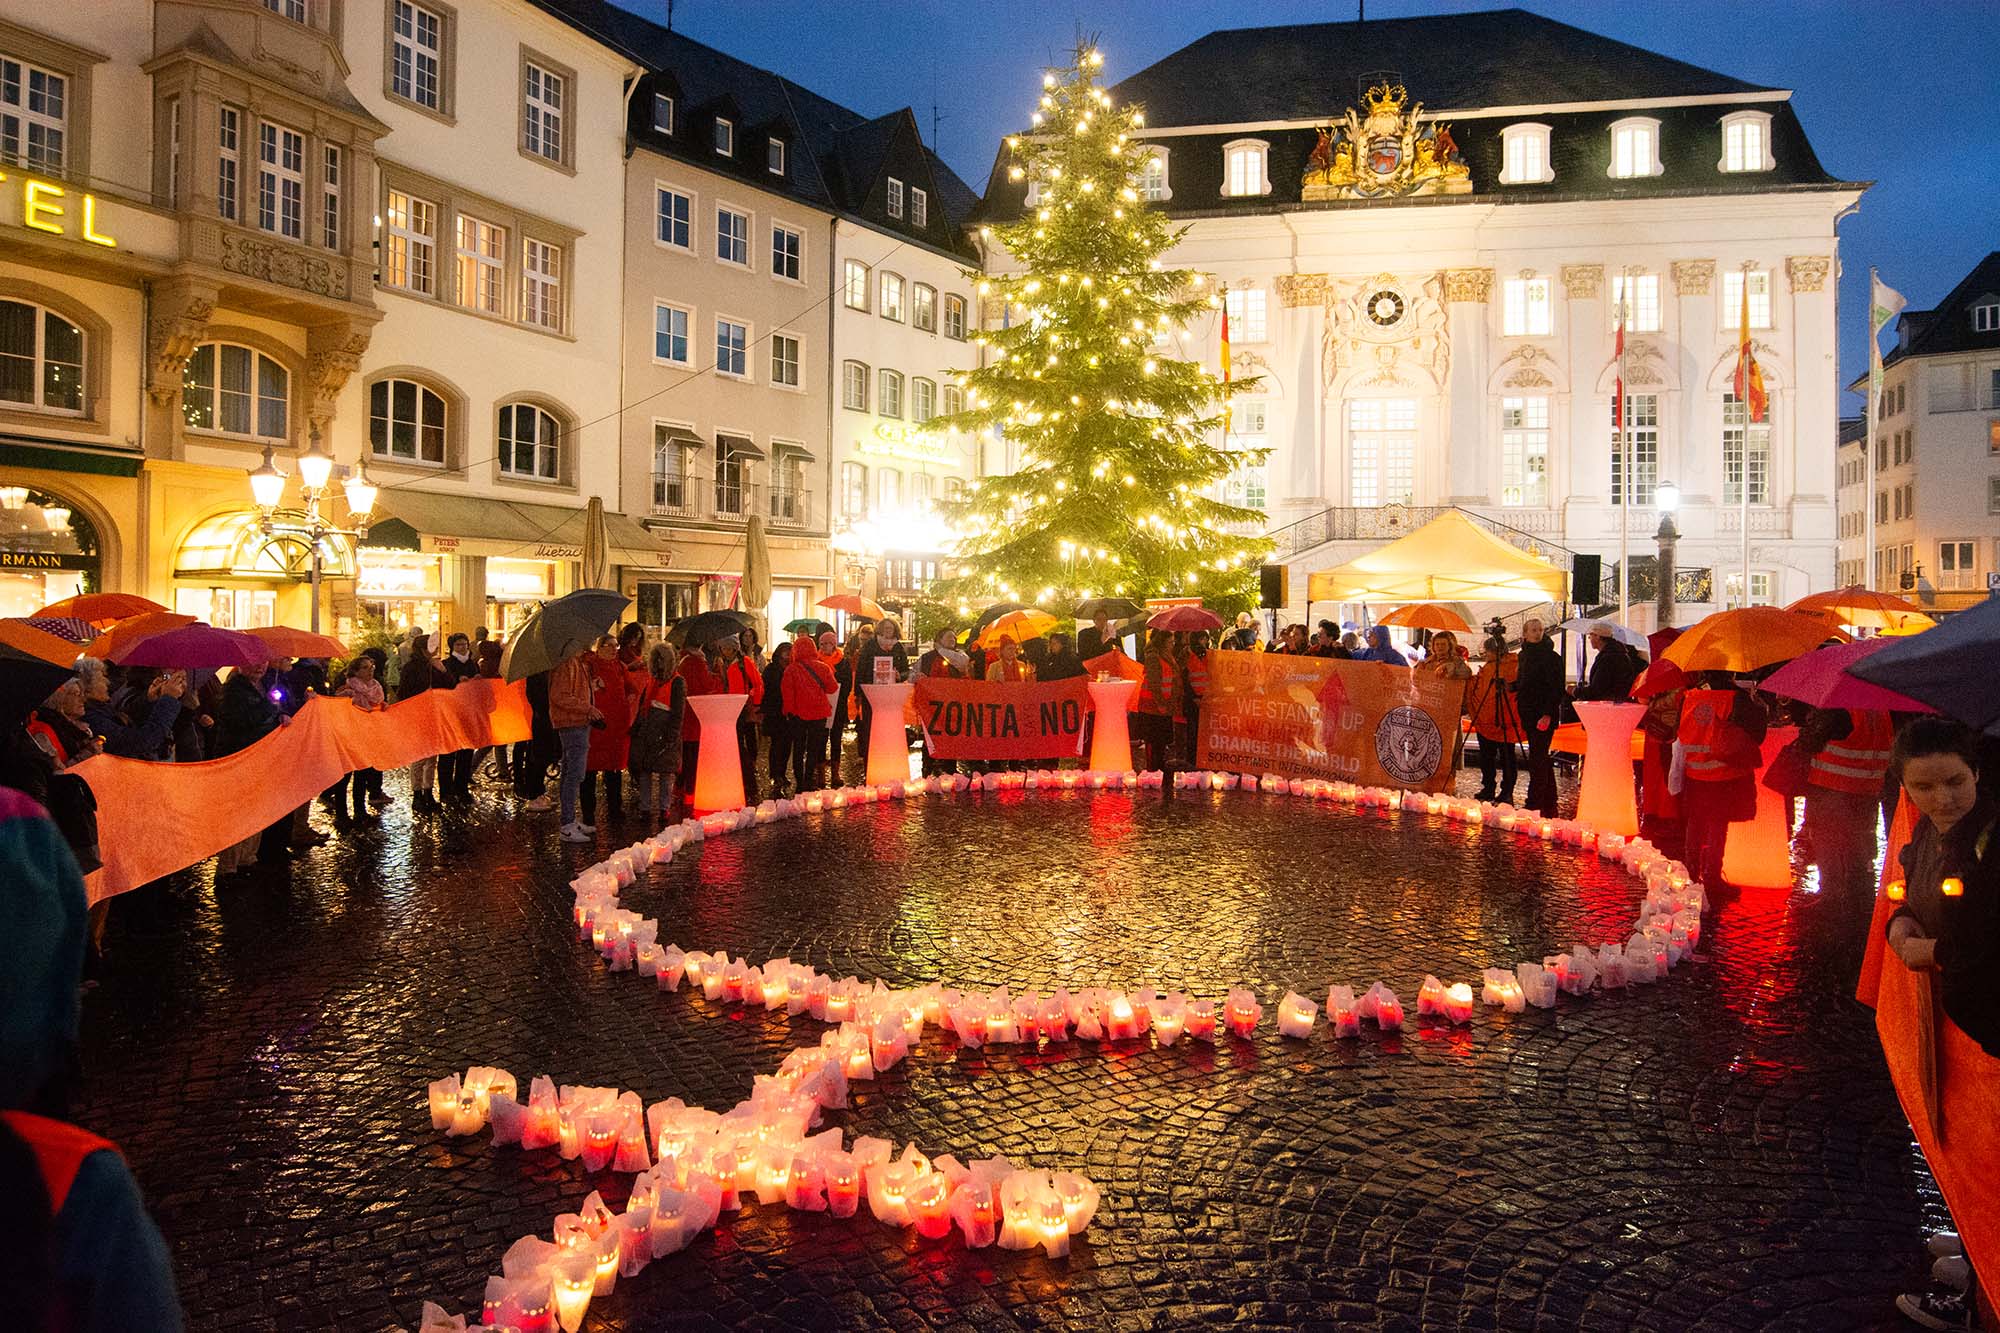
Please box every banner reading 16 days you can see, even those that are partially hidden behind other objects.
[1194,650,1468,792]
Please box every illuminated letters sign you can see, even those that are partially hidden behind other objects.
[0,174,118,247]
[857,421,949,464]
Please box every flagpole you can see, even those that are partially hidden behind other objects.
[1864,266,1880,591]
[1739,262,1752,609]
[1618,267,1630,628]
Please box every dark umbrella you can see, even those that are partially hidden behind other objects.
[667,608,756,649]
[1848,597,2000,734]
[968,601,1034,637]
[501,588,631,682]
[1073,596,1142,622]
[0,619,81,729]
[783,617,835,638]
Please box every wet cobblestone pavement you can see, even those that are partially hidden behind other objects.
[75,765,1938,1332]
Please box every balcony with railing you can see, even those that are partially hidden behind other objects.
[650,475,812,530]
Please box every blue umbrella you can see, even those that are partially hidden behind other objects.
[1848,596,2000,734]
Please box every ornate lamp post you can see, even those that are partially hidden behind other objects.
[1653,480,1679,628]
[247,428,377,632]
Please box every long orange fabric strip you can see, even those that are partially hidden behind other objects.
[71,680,532,902]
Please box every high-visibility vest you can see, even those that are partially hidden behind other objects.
[1136,654,1177,715]
[1808,709,1895,794]
[1184,653,1210,704]
[1677,689,1753,783]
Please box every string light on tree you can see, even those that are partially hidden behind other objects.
[933,42,1269,611]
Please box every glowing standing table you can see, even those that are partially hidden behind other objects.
[1723,724,1799,889]
[1086,678,1138,772]
[861,682,915,786]
[1571,701,1644,837]
[687,693,747,814]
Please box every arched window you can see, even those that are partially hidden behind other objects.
[1608,117,1662,179]
[368,377,448,465]
[842,360,869,411]
[498,402,561,481]
[0,299,85,413]
[1221,139,1269,197]
[878,369,903,419]
[183,341,288,438]
[1719,111,1775,173]
[911,377,936,423]
[1498,123,1553,185]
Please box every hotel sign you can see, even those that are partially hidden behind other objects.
[858,421,949,464]
[0,173,118,247]
[1,549,96,570]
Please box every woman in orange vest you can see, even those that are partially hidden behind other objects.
[1675,673,1769,890]
[0,787,183,1329]
[1466,636,1525,804]
[1134,629,1181,772]
[1180,630,1213,767]
[1800,704,1897,918]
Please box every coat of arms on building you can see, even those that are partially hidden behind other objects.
[1303,84,1471,200]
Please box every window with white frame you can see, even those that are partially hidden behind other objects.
[1609,393,1660,505]
[944,293,967,340]
[1224,287,1267,343]
[651,93,673,134]
[1502,276,1552,336]
[1721,571,1774,608]
[497,402,560,481]
[1499,123,1553,185]
[843,260,869,310]
[652,303,689,365]
[1610,272,1661,332]
[389,0,444,112]
[841,462,866,515]
[454,214,505,314]
[256,120,304,240]
[770,331,799,387]
[522,238,561,330]
[1348,399,1416,507]
[908,473,934,511]
[1500,396,1550,507]
[1721,267,1772,329]
[713,117,732,156]
[217,105,240,221]
[1938,539,1979,590]
[368,377,446,465]
[1222,139,1268,196]
[183,342,288,438]
[771,223,801,281]
[1723,392,1771,505]
[321,145,340,249]
[912,377,936,423]
[1609,117,1661,179]
[1227,400,1267,512]
[941,384,963,416]
[878,369,903,418]
[523,60,564,164]
[383,189,436,294]
[714,317,747,377]
[653,426,692,510]
[767,136,784,176]
[0,55,65,175]
[1719,111,1773,173]
[880,272,905,321]
[0,299,84,413]
[842,360,867,411]
[263,0,307,19]
[911,188,927,227]
[1973,303,2000,333]
[716,206,749,267]
[714,436,752,513]
[771,450,804,519]
[656,186,690,249]
[886,177,903,218]
[912,283,936,332]
[877,466,901,510]
[1138,148,1169,201]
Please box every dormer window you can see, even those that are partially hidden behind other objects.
[1608,117,1661,179]
[652,93,673,134]
[767,137,785,176]
[1972,302,1999,333]
[911,188,927,227]
[713,117,733,156]
[1222,139,1269,197]
[1719,111,1774,173]
[1499,123,1553,185]
[1138,147,1170,201]
[886,177,904,219]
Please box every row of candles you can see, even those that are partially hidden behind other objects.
[413,768,1702,1328]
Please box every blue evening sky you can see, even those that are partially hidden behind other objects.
[639,0,2000,414]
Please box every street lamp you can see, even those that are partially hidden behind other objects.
[247,427,376,632]
[1653,480,1680,629]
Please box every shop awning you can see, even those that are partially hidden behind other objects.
[716,435,765,459]
[1304,511,1569,605]
[773,441,815,459]
[656,426,704,452]
[361,491,663,564]
[0,434,145,478]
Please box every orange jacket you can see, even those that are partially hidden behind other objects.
[548,654,595,729]
[783,641,837,720]
[1467,655,1526,743]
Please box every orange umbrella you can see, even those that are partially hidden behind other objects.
[1378,604,1470,633]
[83,611,197,660]
[1786,585,1933,633]
[0,617,86,667]
[1660,606,1844,675]
[976,608,1058,650]
[34,591,168,626]
[246,625,347,659]
[819,591,887,620]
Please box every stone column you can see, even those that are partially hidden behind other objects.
[1441,267,1493,505]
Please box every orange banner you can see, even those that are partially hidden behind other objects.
[1195,650,1467,791]
[912,677,1090,761]
[72,680,532,903]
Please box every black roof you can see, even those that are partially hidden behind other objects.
[1838,416,1867,447]
[1111,8,1773,127]
[529,0,979,260]
[1885,252,2000,366]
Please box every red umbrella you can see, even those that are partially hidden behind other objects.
[1147,605,1223,633]
[1762,637,1933,713]
[110,623,267,669]
[35,591,168,625]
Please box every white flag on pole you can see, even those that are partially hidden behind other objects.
[1869,272,1907,390]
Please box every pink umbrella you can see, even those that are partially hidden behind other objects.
[1761,637,1932,713]
[1147,605,1223,633]
[110,622,268,670]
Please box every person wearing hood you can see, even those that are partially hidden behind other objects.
[0,788,184,1330]
[1358,626,1409,667]
[813,630,843,772]
[783,636,837,792]
[628,641,686,823]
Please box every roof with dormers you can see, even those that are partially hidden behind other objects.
[1883,252,2000,367]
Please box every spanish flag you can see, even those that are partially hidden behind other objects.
[1219,291,1232,434]
[1735,270,1768,423]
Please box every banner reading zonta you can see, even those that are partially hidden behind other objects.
[913,677,1090,761]
[1195,650,1467,792]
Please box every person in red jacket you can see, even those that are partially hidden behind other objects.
[581,635,635,826]
[715,634,765,801]
[783,637,837,793]
[675,648,719,808]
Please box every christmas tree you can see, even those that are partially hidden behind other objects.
[936,45,1270,614]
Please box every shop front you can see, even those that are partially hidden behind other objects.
[0,483,101,618]
[170,507,354,629]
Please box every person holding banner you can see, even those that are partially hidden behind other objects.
[783,637,837,792]
[1467,636,1525,805]
[985,635,1034,683]
[1420,631,1473,776]
[918,629,969,778]
[1180,631,1212,767]
[1135,630,1181,773]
